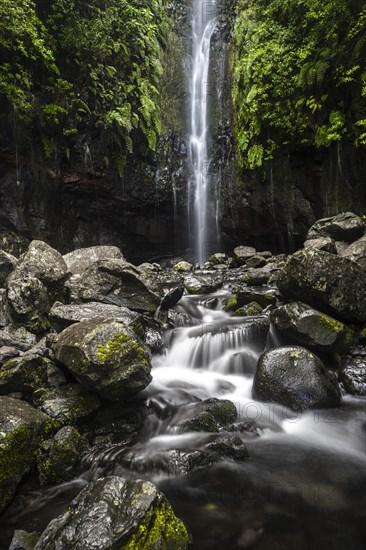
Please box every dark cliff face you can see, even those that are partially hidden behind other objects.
[1,0,366,262]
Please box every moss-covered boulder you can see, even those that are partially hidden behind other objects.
[233,302,263,317]
[34,476,189,549]
[270,302,355,354]
[0,396,54,513]
[0,355,61,397]
[38,384,101,424]
[225,290,276,311]
[253,346,342,411]
[54,319,152,401]
[179,398,237,433]
[277,248,366,323]
[37,426,89,485]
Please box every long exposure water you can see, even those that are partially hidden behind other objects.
[1,291,364,549]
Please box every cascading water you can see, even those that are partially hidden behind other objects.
[188,0,217,265]
[1,291,364,549]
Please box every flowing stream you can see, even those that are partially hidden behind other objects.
[1,291,364,549]
[188,0,217,265]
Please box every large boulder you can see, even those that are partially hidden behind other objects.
[0,396,53,512]
[277,248,366,323]
[34,476,189,549]
[339,356,366,396]
[303,236,337,254]
[253,346,342,411]
[233,246,256,265]
[38,384,101,423]
[270,302,355,354]
[63,245,124,275]
[307,211,365,242]
[0,249,17,285]
[54,319,152,401]
[11,241,69,303]
[67,259,160,313]
[0,325,37,351]
[6,275,51,333]
[341,235,366,266]
[49,302,139,331]
[183,273,223,294]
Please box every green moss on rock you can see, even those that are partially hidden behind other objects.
[96,332,148,366]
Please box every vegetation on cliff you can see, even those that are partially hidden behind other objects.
[0,0,168,168]
[232,0,366,169]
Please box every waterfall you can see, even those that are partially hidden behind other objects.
[188,0,217,265]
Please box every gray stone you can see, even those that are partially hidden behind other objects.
[54,319,151,401]
[6,275,51,333]
[184,273,223,294]
[277,248,366,322]
[0,249,16,285]
[0,355,58,397]
[173,261,193,272]
[49,302,139,331]
[307,211,365,242]
[38,384,101,423]
[341,235,366,265]
[270,302,355,354]
[303,236,337,254]
[233,246,257,265]
[66,259,160,313]
[9,530,40,550]
[34,476,189,550]
[0,289,9,328]
[253,346,342,411]
[63,245,124,275]
[0,345,19,365]
[0,396,52,512]
[0,325,37,351]
[339,357,366,396]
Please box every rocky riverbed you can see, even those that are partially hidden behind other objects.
[0,211,365,549]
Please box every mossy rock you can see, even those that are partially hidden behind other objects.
[0,355,56,397]
[54,319,152,401]
[37,426,89,485]
[34,476,190,549]
[233,302,263,317]
[0,396,55,513]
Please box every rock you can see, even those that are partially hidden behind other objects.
[233,246,256,265]
[34,476,189,550]
[63,245,124,275]
[233,302,263,317]
[54,319,151,401]
[270,302,355,354]
[0,325,37,351]
[277,248,366,323]
[6,275,51,333]
[0,345,19,365]
[182,411,219,433]
[226,289,276,310]
[339,357,366,396]
[253,346,342,411]
[307,211,365,242]
[49,302,139,331]
[38,384,101,423]
[67,259,160,313]
[208,253,228,266]
[0,249,16,285]
[245,255,267,268]
[92,402,147,444]
[179,398,237,433]
[12,241,69,303]
[144,328,164,353]
[303,236,337,254]
[173,261,193,272]
[206,435,249,460]
[160,286,184,311]
[37,426,89,485]
[9,530,40,550]
[241,264,280,286]
[0,396,53,512]
[183,273,222,294]
[0,355,59,397]
[0,289,10,327]
[341,235,366,265]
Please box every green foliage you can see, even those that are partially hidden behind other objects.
[0,0,169,161]
[232,0,366,169]
[96,332,148,366]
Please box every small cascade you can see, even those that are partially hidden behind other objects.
[188,0,217,265]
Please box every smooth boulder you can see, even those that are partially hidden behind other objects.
[54,319,152,401]
[34,476,189,550]
[270,302,355,354]
[277,248,366,322]
[253,346,342,411]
